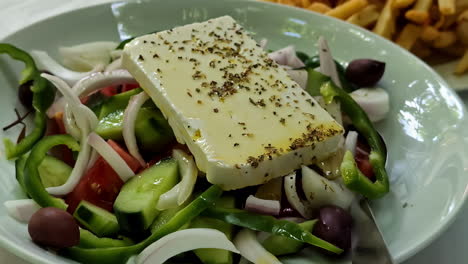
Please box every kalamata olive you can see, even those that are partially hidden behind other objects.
[345,59,385,87]
[313,205,353,252]
[28,207,80,248]
[18,80,34,110]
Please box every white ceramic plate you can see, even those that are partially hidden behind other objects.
[1,0,468,263]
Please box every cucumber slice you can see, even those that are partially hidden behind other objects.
[114,159,179,233]
[191,196,235,264]
[73,200,120,237]
[95,107,174,153]
[78,229,133,248]
[37,155,72,188]
[98,88,142,119]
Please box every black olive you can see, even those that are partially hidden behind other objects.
[18,80,34,110]
[28,207,80,249]
[313,205,353,252]
[345,59,386,87]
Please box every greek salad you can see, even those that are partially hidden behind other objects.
[1,16,390,264]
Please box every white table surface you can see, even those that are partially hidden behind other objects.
[1,0,467,263]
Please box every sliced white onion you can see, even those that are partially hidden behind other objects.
[31,50,104,86]
[283,172,312,218]
[137,228,239,264]
[123,92,149,166]
[63,105,81,140]
[318,37,341,88]
[156,149,198,210]
[71,69,136,97]
[268,45,305,68]
[46,96,66,119]
[301,165,355,210]
[286,68,308,89]
[345,131,359,156]
[233,229,281,264]
[244,195,280,216]
[259,38,268,50]
[105,57,123,72]
[41,74,93,196]
[350,87,390,122]
[61,70,136,141]
[278,217,306,223]
[59,41,118,72]
[87,132,135,182]
[110,50,123,60]
[87,149,99,170]
[4,199,41,223]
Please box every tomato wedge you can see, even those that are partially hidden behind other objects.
[100,83,140,97]
[65,140,141,213]
[355,139,375,181]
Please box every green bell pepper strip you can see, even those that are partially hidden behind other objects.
[23,134,80,209]
[15,153,29,196]
[320,81,389,199]
[61,185,223,264]
[297,53,357,93]
[1,43,55,159]
[201,207,343,254]
[4,111,47,159]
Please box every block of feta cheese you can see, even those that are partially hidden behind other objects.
[122,16,344,190]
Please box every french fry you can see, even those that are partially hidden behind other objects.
[421,26,441,42]
[455,49,468,74]
[347,5,381,27]
[373,0,399,39]
[396,24,423,49]
[457,10,468,44]
[325,0,369,19]
[405,0,433,24]
[411,41,433,58]
[438,0,456,14]
[307,2,332,13]
[432,31,458,47]
[300,0,312,7]
[394,0,417,8]
[456,0,468,10]
[279,0,297,6]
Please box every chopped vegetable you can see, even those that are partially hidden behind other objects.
[62,185,223,264]
[350,87,390,122]
[201,207,343,254]
[31,50,104,86]
[28,207,80,248]
[4,199,40,223]
[87,132,135,182]
[262,220,316,256]
[234,229,281,264]
[0,43,55,159]
[58,41,118,72]
[301,165,355,210]
[313,205,353,252]
[345,59,386,87]
[320,81,389,198]
[123,91,149,166]
[157,149,198,210]
[284,172,311,218]
[41,73,96,197]
[24,135,80,209]
[244,195,280,216]
[136,228,239,264]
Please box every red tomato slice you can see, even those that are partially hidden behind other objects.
[355,139,375,180]
[100,84,140,97]
[65,140,141,213]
